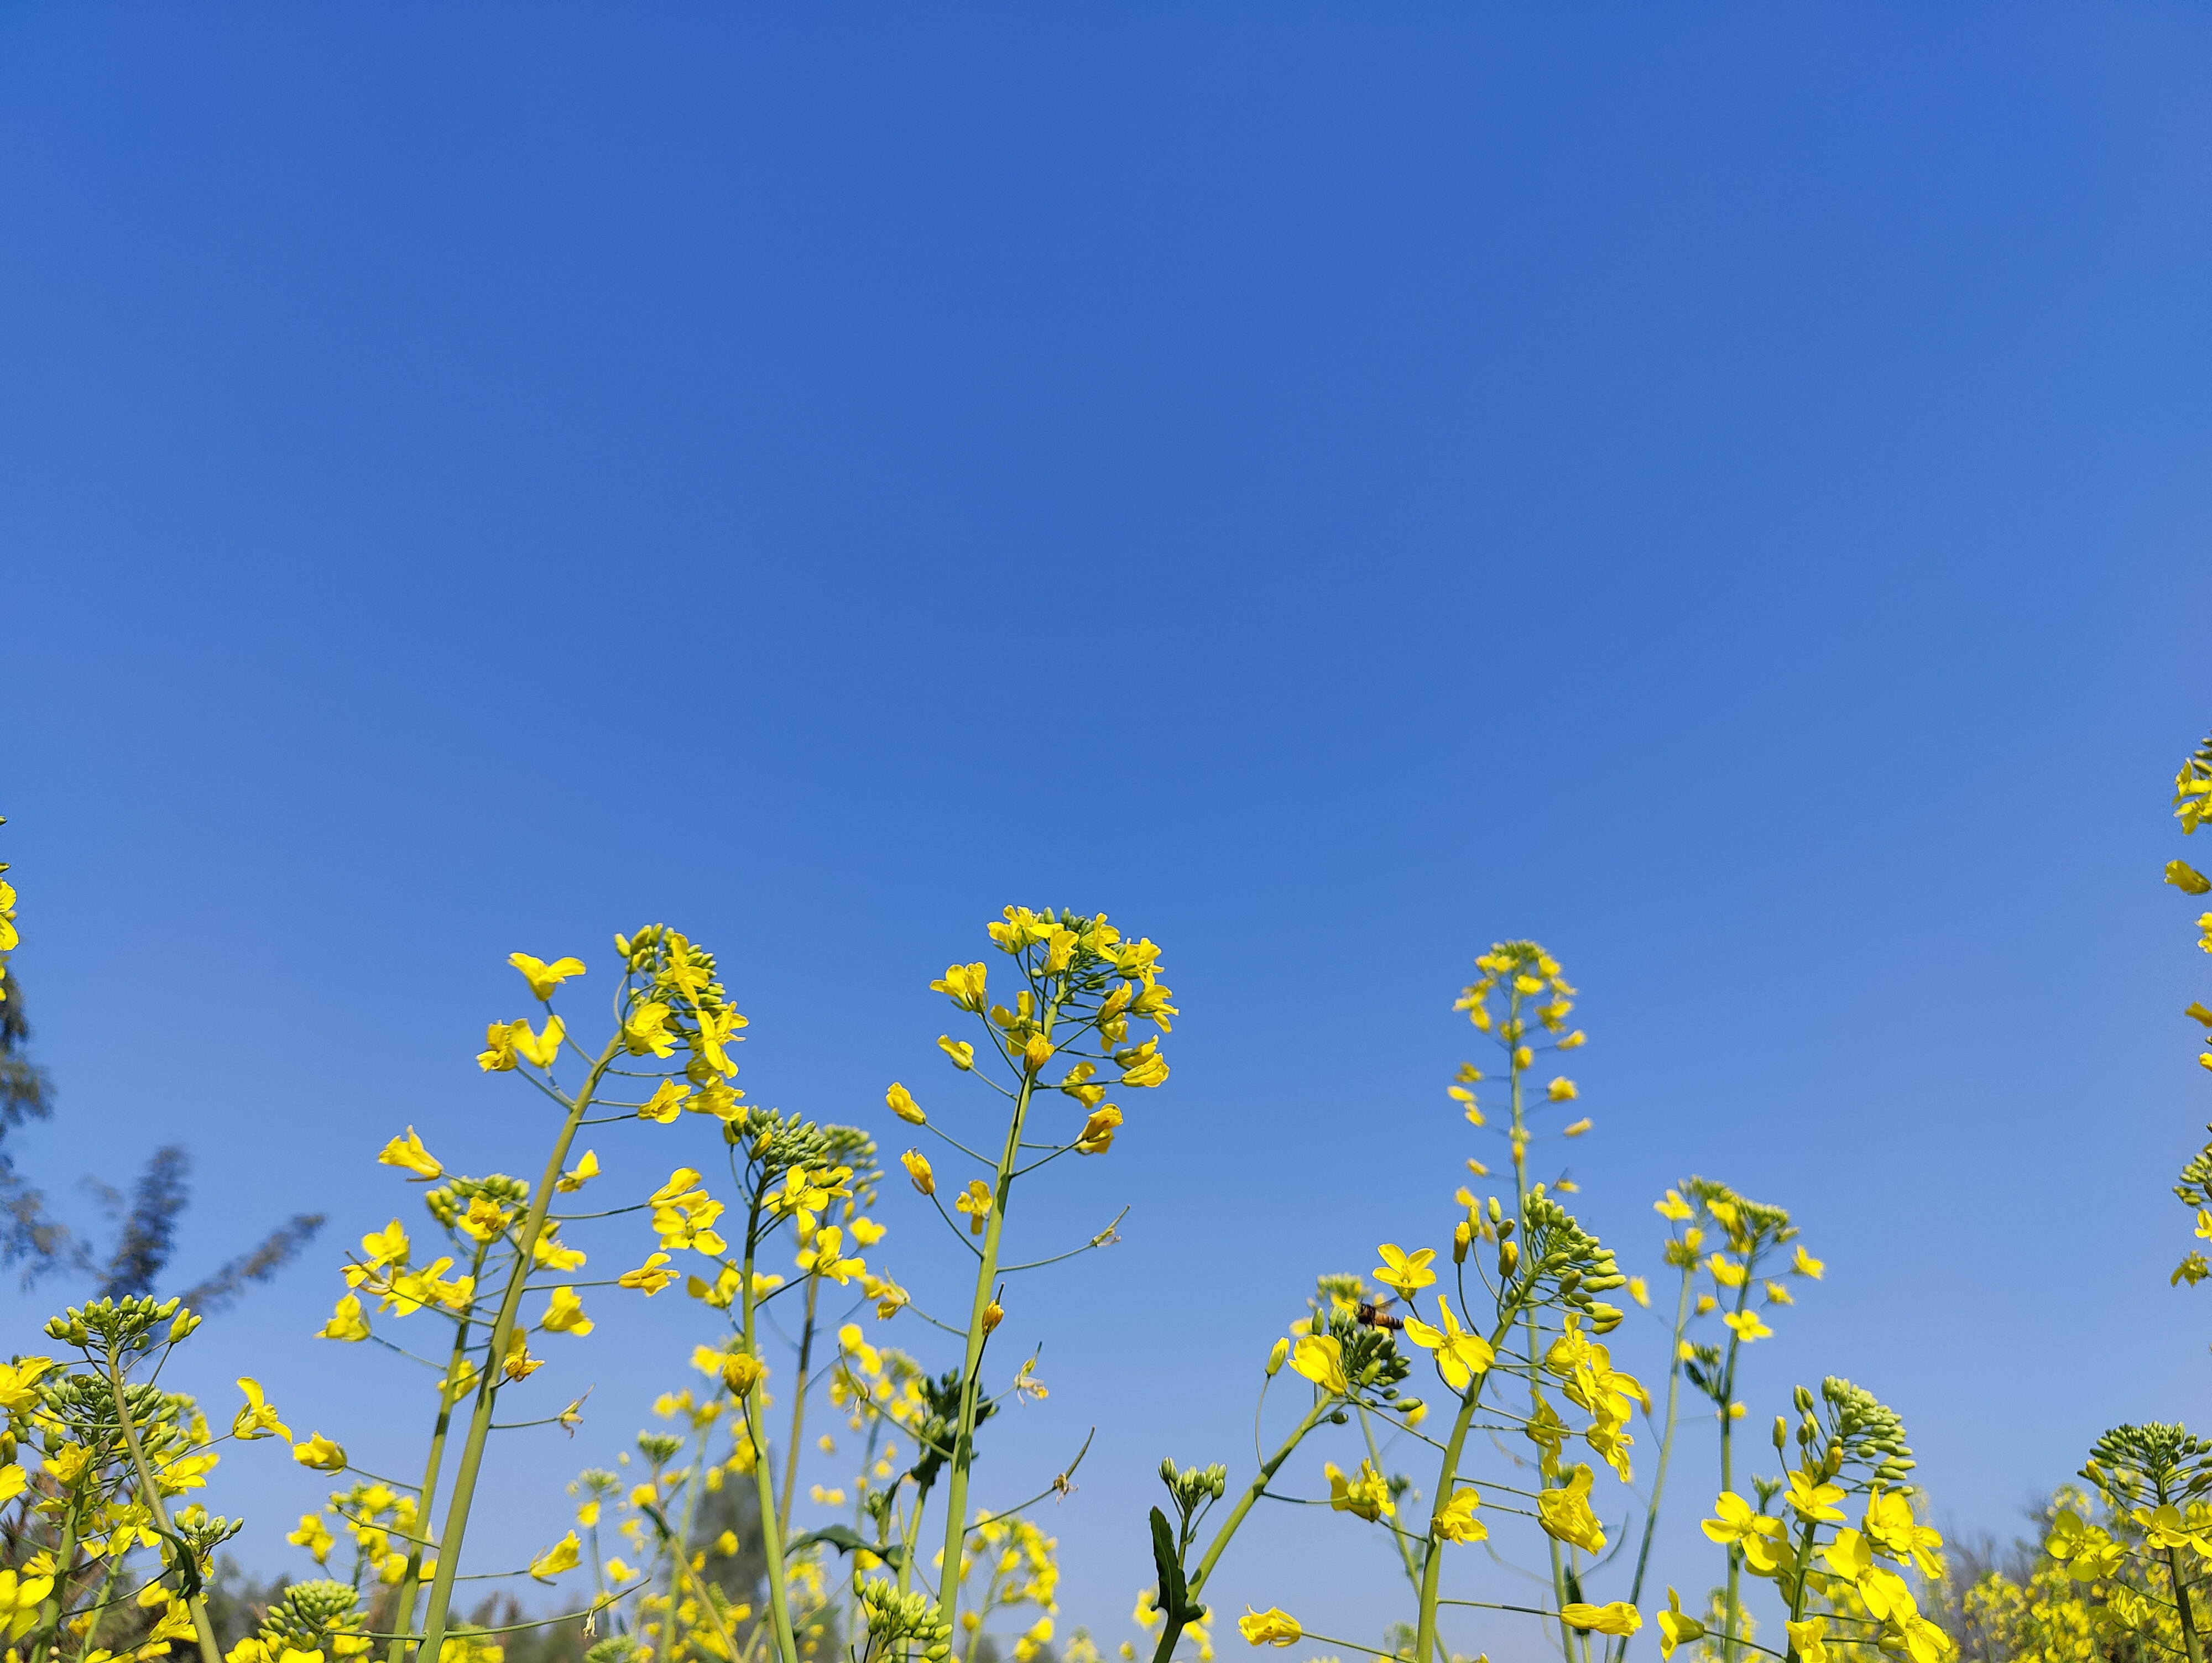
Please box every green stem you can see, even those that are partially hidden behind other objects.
[1146,1399,1329,1663]
[1412,1307,1524,1663]
[1717,1276,1751,1663]
[935,997,1059,1637]
[29,1500,83,1663]
[1610,1265,1697,1663]
[416,1040,617,1663]
[779,1274,824,1540]
[743,1191,805,1663]
[385,1249,487,1663]
[102,1341,221,1663]
[2171,1541,2204,1663]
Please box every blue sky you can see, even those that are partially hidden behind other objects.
[6,2,2212,1652]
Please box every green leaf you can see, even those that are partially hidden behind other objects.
[1149,1507,1191,1622]
[789,1524,904,1570]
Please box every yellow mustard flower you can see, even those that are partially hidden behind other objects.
[901,1149,935,1195]
[1430,1487,1485,1544]
[886,1083,926,1125]
[555,1150,600,1192]
[1372,1243,1437,1297]
[1290,1334,1347,1397]
[956,1180,994,1235]
[1538,1465,1605,1552]
[619,1253,678,1295]
[1075,1106,1123,1155]
[939,1036,975,1069]
[1235,1610,1300,1648]
[232,1379,291,1443]
[1657,1590,1705,1660]
[293,1433,347,1473]
[1402,1297,1494,1392]
[1559,1604,1639,1638]
[528,1532,581,1582]
[376,1128,441,1180]
[509,953,586,998]
[1324,1460,1392,1522]
[540,1287,592,1335]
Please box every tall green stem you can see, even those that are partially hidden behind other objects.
[416,1041,615,1663]
[385,1248,487,1663]
[1411,1307,1521,1663]
[1715,1278,1751,1663]
[779,1275,823,1539]
[102,1342,221,1663]
[935,998,1058,1636]
[1611,1265,1697,1663]
[742,1191,805,1663]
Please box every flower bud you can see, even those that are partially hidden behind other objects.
[168,1309,202,1344]
[1452,1221,1472,1264]
[1160,1457,1179,1485]
[614,934,633,959]
[1588,1302,1623,1333]
[1772,1416,1788,1455]
[1793,1384,1815,1414]
[721,1353,765,1396]
[980,1301,1004,1335]
[1266,1338,1289,1377]
[1498,1240,1519,1278]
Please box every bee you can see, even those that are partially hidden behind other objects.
[1355,1300,1404,1331]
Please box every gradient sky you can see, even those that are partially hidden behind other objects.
[7,3,2212,1654]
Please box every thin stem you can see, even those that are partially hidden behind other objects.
[1412,1305,1523,1663]
[1611,1263,1696,1663]
[102,1342,221,1663]
[779,1274,824,1540]
[742,1190,805,1663]
[416,1041,617,1663]
[385,1248,486,1663]
[935,996,1060,1638]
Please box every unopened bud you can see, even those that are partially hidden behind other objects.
[980,1301,1004,1335]
[168,1309,202,1344]
[1588,1302,1623,1333]
[1452,1221,1472,1264]
[614,934,633,959]
[721,1353,765,1397]
[1266,1338,1289,1377]
[1793,1384,1814,1414]
[1160,1457,1178,1486]
[1772,1417,1788,1455]
[1498,1240,1520,1278]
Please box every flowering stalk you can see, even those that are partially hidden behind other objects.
[1610,1258,1696,1663]
[935,992,1056,1637]
[100,1337,222,1663]
[415,1037,617,1663]
[738,1182,807,1663]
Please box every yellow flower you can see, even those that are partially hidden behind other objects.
[619,1253,678,1295]
[232,1378,292,1442]
[512,1016,564,1069]
[1373,1243,1437,1296]
[540,1287,593,1335]
[1792,1245,1824,1278]
[1075,1105,1123,1155]
[293,1433,348,1473]
[1430,1487,1485,1544]
[956,1180,994,1235]
[1783,1617,1828,1663]
[1560,1604,1639,1638]
[503,1331,544,1381]
[1657,1590,1705,1660]
[2169,861,2212,895]
[720,1353,765,1396]
[901,1149,935,1196]
[477,1019,526,1071]
[1786,1469,1847,1523]
[1703,1491,1783,1555]
[1720,1310,1772,1343]
[528,1532,581,1582]
[1290,1334,1347,1397]
[1708,1254,1747,1289]
[1538,1465,1606,1552]
[1324,1460,1393,1521]
[931,963,989,1010]
[1117,1040,1169,1089]
[1547,1078,1578,1102]
[461,1196,512,1243]
[980,1300,1004,1333]
[1235,1610,1300,1648]
[622,1001,676,1058]
[0,1568,55,1642]
[796,1225,867,1284]
[1865,1491,1945,1577]
[638,1080,686,1124]
[376,1128,441,1180]
[1627,1276,1649,1307]
[555,1150,600,1193]
[886,1083,926,1125]
[1402,1297,1494,1392]
[286,1513,335,1564]
[939,1036,976,1069]
[509,953,587,998]
[1822,1527,1874,1579]
[0,1357,52,1415]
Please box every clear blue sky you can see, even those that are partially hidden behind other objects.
[7,3,2212,1652]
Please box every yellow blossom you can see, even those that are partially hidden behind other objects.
[1324,1460,1392,1522]
[376,1128,441,1180]
[1291,1334,1347,1397]
[932,961,989,1009]
[1075,1106,1123,1154]
[540,1287,593,1335]
[528,1533,581,1582]
[939,1036,976,1069]
[1538,1465,1606,1552]
[293,1434,347,1473]
[1235,1610,1300,1648]
[1431,1487,1486,1544]
[1792,1245,1824,1278]
[1560,1604,1639,1638]
[886,1083,926,1125]
[619,1253,679,1295]
[1657,1590,1705,1660]
[512,1015,564,1069]
[956,1180,994,1235]
[1373,1243,1437,1296]
[509,953,586,998]
[638,1080,686,1123]
[555,1151,600,1191]
[1720,1310,1772,1343]
[1402,1297,1494,1392]
[901,1150,935,1195]
[1786,1469,1847,1523]
[232,1379,291,1442]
